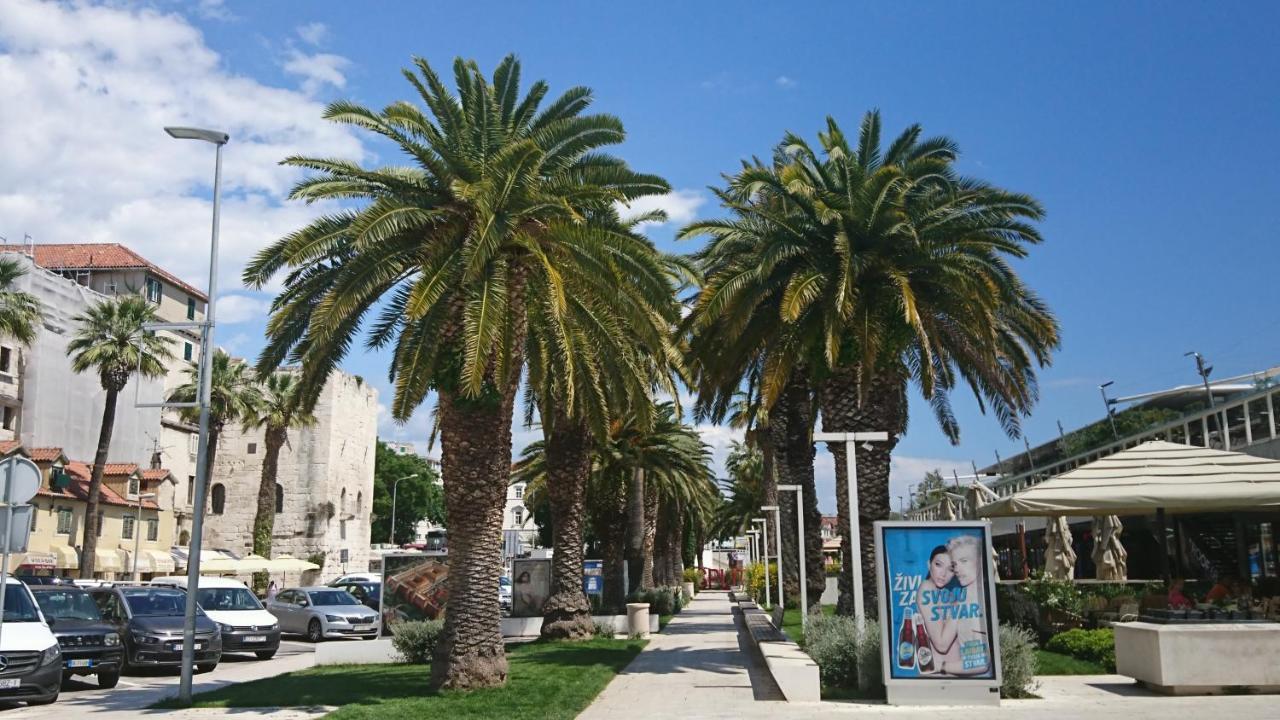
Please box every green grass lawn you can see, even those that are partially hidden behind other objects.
[780,604,835,645]
[659,613,673,630]
[1035,649,1108,675]
[155,638,645,719]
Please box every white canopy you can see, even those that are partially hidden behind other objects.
[978,440,1280,517]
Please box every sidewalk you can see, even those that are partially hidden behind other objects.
[579,591,1280,720]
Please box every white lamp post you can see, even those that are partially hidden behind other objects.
[130,492,157,582]
[389,473,419,545]
[752,517,769,608]
[761,505,782,611]
[164,125,228,705]
[778,483,808,623]
[814,431,888,625]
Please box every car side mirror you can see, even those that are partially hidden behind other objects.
[299,600,309,607]
[46,617,56,627]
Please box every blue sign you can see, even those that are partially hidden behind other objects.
[583,559,603,596]
[877,523,998,682]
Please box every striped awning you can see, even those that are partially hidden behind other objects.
[979,440,1280,517]
[93,548,128,573]
[134,549,176,574]
[53,545,79,569]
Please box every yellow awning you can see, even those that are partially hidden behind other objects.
[53,545,79,570]
[94,548,127,573]
[134,549,176,573]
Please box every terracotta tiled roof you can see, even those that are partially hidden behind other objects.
[141,468,174,482]
[29,447,66,463]
[54,461,160,509]
[102,463,139,476]
[0,243,207,301]
[0,440,21,456]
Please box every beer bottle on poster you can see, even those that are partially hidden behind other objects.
[897,612,915,669]
[913,611,935,673]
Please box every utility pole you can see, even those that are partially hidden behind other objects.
[1099,381,1120,440]
[813,431,888,626]
[1186,351,1228,447]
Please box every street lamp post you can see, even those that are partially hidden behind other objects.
[389,473,419,546]
[131,492,157,582]
[752,517,769,608]
[777,484,808,623]
[1099,381,1120,440]
[814,431,888,626]
[761,505,782,611]
[164,125,228,706]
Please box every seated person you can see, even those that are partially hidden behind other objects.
[1167,578,1193,609]
[1205,576,1237,603]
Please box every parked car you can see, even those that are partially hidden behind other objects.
[330,580,381,611]
[28,586,124,689]
[87,585,221,673]
[150,576,281,660]
[266,587,379,642]
[499,576,512,615]
[0,576,62,706]
[16,576,72,587]
[331,573,381,585]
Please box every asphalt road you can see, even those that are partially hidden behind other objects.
[3,638,320,718]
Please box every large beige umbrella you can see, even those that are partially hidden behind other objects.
[266,555,320,573]
[1091,515,1128,581]
[1043,516,1077,580]
[198,555,243,574]
[940,495,958,521]
[236,554,272,573]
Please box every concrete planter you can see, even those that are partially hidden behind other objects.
[626,602,651,638]
[500,613,659,638]
[682,582,696,601]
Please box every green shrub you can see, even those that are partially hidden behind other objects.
[632,587,678,616]
[744,562,768,605]
[1021,574,1085,617]
[854,619,882,691]
[594,619,617,639]
[390,620,443,664]
[672,588,685,613]
[1045,628,1115,671]
[826,560,842,577]
[999,625,1040,698]
[802,612,860,688]
[996,584,1042,634]
[681,567,703,585]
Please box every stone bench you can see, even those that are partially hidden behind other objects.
[734,597,820,702]
[1116,621,1280,695]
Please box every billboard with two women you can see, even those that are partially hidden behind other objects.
[874,521,1001,698]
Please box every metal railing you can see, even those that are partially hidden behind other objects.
[907,382,1280,520]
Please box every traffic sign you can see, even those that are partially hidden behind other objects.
[0,505,32,553]
[0,456,41,505]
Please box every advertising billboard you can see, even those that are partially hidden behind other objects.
[511,557,551,617]
[583,559,603,596]
[874,521,1001,706]
[381,552,449,633]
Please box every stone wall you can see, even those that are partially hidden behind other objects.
[202,369,378,583]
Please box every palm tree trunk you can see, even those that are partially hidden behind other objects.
[760,431,778,563]
[652,501,670,587]
[80,387,119,579]
[597,482,629,613]
[640,482,658,589]
[540,414,594,640]
[251,424,287,593]
[430,390,514,690]
[821,366,903,618]
[626,467,645,594]
[772,370,823,608]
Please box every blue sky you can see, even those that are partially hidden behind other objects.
[3,1,1279,511]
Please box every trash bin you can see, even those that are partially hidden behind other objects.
[626,602,651,638]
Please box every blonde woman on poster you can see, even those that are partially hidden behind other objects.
[942,535,990,675]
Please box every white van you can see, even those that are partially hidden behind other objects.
[0,576,62,705]
[149,576,281,659]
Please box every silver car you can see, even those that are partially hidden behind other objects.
[265,587,380,642]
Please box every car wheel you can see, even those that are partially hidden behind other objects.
[97,670,120,689]
[196,662,218,673]
[255,649,277,660]
[306,619,323,643]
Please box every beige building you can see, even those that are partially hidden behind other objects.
[201,369,378,583]
[10,443,178,580]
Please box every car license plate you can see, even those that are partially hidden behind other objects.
[354,624,374,631]
[0,679,18,689]
[66,659,94,668]
[170,641,204,651]
[246,635,267,643]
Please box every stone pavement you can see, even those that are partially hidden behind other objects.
[578,591,1280,720]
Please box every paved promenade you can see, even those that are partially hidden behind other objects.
[579,591,1280,720]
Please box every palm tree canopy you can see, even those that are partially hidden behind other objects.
[0,257,42,345]
[243,54,671,420]
[169,349,264,430]
[683,111,1060,440]
[242,371,317,432]
[711,441,765,540]
[68,294,173,391]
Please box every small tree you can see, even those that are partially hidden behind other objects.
[371,442,443,545]
[69,295,172,578]
[0,257,42,345]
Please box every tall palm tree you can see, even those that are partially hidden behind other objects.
[243,55,668,689]
[242,371,315,591]
[168,349,264,500]
[69,295,172,578]
[519,211,685,639]
[0,257,42,344]
[685,111,1060,615]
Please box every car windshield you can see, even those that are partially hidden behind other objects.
[122,588,190,617]
[34,589,101,621]
[3,586,41,622]
[308,590,360,607]
[500,577,511,587]
[197,587,262,611]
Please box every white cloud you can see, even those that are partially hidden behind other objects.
[0,0,368,299]
[283,49,349,94]
[695,423,744,479]
[775,75,797,89]
[216,293,272,324]
[196,0,233,21]
[296,22,328,46]
[616,190,706,231]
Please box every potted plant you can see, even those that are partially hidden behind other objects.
[681,568,701,601]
